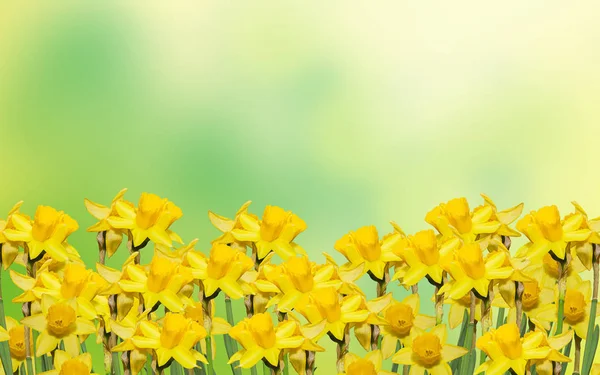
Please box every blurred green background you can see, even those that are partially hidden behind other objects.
[2,1,600,373]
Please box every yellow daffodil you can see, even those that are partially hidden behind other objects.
[84,188,128,258]
[440,243,513,299]
[228,313,304,368]
[118,255,193,312]
[507,280,555,331]
[394,229,459,286]
[209,201,254,251]
[569,201,600,270]
[256,255,341,313]
[4,316,32,370]
[339,351,394,375]
[21,295,96,356]
[232,205,307,261]
[288,319,326,375]
[377,294,436,358]
[516,206,591,261]
[334,226,403,281]
[559,274,600,339]
[184,300,232,360]
[427,198,501,243]
[107,192,182,248]
[110,305,151,375]
[478,194,523,251]
[445,291,483,329]
[187,243,255,300]
[321,253,366,296]
[392,324,467,374]
[528,325,572,375]
[95,252,140,320]
[5,205,79,262]
[0,201,25,269]
[39,350,97,375]
[131,313,207,369]
[353,293,392,350]
[295,287,370,342]
[476,323,550,375]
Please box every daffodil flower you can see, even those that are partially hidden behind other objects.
[439,243,513,299]
[21,295,96,357]
[427,198,501,243]
[558,274,600,339]
[392,324,467,374]
[445,291,483,330]
[353,293,392,351]
[39,350,97,375]
[187,243,255,300]
[0,201,25,269]
[184,300,232,360]
[377,294,436,359]
[288,319,326,375]
[334,226,403,281]
[96,252,140,320]
[516,205,591,261]
[569,201,600,270]
[118,255,194,312]
[477,194,523,251]
[4,316,31,371]
[393,229,459,286]
[232,205,307,260]
[294,287,370,342]
[507,280,555,331]
[321,253,366,296]
[110,306,151,375]
[256,255,342,313]
[4,206,79,262]
[131,313,207,369]
[107,193,182,248]
[339,351,394,375]
[84,188,128,258]
[209,201,254,251]
[476,323,550,375]
[528,325,572,375]
[228,313,304,368]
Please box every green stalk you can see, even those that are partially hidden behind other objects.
[224,295,241,375]
[582,251,600,375]
[555,258,567,336]
[0,257,14,375]
[450,310,469,374]
[171,361,184,375]
[206,336,214,375]
[34,331,43,372]
[194,343,205,375]
[496,307,505,328]
[573,335,582,375]
[390,341,401,373]
[459,292,477,375]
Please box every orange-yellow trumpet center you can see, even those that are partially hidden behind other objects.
[564,289,586,323]
[412,332,442,367]
[46,303,77,337]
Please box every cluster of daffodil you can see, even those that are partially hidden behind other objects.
[2,192,600,375]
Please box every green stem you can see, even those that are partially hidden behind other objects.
[171,361,184,375]
[560,340,572,375]
[391,341,400,373]
[0,257,13,375]
[582,251,599,375]
[459,292,477,375]
[206,336,214,375]
[450,310,469,374]
[224,296,241,375]
[496,307,505,328]
[555,259,567,336]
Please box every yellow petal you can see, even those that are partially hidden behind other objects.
[36,331,59,356]
[239,347,265,368]
[172,347,197,369]
[84,199,110,220]
[441,344,468,362]
[391,348,414,365]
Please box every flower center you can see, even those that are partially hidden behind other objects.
[260,206,288,242]
[147,257,177,293]
[207,244,236,279]
[352,226,381,262]
[411,230,439,266]
[385,303,414,336]
[444,198,472,234]
[8,326,26,360]
[564,289,586,323]
[347,359,377,375]
[522,282,540,310]
[312,287,341,323]
[248,313,276,349]
[136,193,165,230]
[32,206,60,242]
[284,256,314,293]
[495,324,523,360]
[535,206,563,242]
[59,359,90,375]
[457,243,486,279]
[412,333,442,367]
[61,263,90,299]
[46,303,77,337]
[160,313,189,349]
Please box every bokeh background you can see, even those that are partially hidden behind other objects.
[2,1,600,373]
